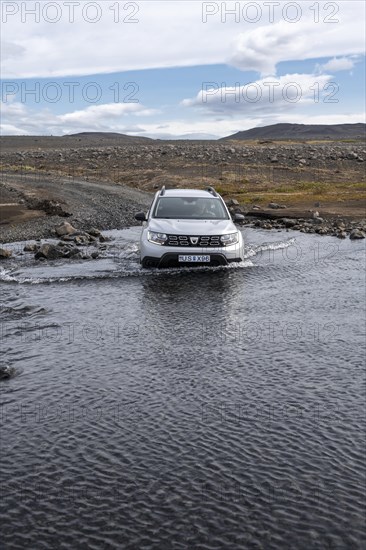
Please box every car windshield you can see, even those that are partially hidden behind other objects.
[152,197,229,220]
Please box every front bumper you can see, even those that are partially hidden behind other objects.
[142,253,243,268]
[140,231,244,268]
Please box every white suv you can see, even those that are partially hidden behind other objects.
[135,187,244,268]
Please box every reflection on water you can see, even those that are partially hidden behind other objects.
[0,228,365,549]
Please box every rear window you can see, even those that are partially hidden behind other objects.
[152,197,229,220]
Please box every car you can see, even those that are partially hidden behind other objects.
[135,186,245,268]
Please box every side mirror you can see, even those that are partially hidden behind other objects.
[135,212,147,222]
[233,213,245,222]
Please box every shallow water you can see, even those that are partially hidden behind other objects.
[0,227,365,549]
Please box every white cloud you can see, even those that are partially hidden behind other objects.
[0,101,158,135]
[1,1,365,78]
[229,22,307,75]
[182,73,334,114]
[319,56,356,72]
[60,103,158,125]
[228,20,365,75]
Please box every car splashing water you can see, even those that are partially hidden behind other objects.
[0,227,365,549]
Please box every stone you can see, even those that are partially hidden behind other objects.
[62,247,80,258]
[24,243,38,252]
[0,365,15,380]
[74,235,89,246]
[87,227,101,237]
[0,248,12,259]
[268,202,287,209]
[35,244,64,260]
[349,229,365,240]
[227,199,239,207]
[55,221,77,236]
[281,218,297,228]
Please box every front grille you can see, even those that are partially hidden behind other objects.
[166,234,222,247]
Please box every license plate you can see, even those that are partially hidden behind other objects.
[178,255,210,263]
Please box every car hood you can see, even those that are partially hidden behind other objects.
[147,218,237,235]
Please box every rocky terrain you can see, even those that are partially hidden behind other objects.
[1,135,365,247]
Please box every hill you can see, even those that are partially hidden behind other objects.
[220,123,366,141]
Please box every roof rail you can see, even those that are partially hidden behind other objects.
[206,186,218,197]
[160,186,165,196]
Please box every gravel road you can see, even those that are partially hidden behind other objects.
[0,173,152,243]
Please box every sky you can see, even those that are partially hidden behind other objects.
[1,0,365,139]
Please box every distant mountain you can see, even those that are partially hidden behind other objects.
[65,132,154,142]
[220,123,366,141]
[153,133,219,140]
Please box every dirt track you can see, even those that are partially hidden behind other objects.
[0,172,152,243]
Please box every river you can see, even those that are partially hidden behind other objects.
[0,227,365,549]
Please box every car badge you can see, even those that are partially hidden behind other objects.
[190,237,199,245]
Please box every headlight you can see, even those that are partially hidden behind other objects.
[147,231,168,245]
[220,232,239,246]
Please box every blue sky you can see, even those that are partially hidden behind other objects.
[1,1,365,138]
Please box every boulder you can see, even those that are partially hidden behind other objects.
[99,234,110,243]
[0,248,12,259]
[62,246,80,258]
[226,198,239,207]
[350,229,365,240]
[55,221,77,237]
[24,243,38,252]
[312,217,324,224]
[35,244,64,260]
[87,227,101,237]
[281,218,297,228]
[0,365,15,380]
[74,235,89,246]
